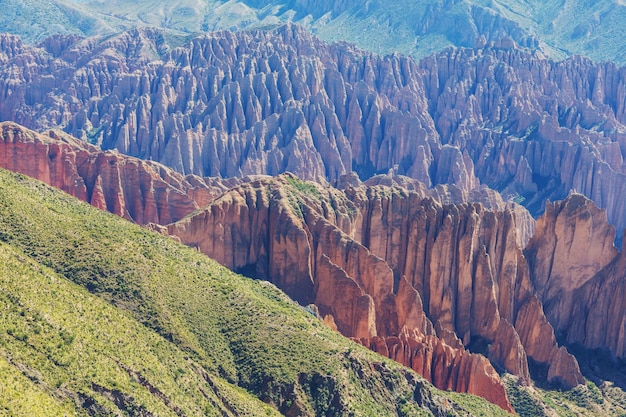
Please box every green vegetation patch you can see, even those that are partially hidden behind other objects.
[0,241,279,416]
[0,169,422,415]
[285,175,322,199]
[503,374,626,417]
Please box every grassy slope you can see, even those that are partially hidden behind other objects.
[0,168,514,416]
[0,240,279,416]
[504,374,626,417]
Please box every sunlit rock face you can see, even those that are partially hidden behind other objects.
[164,173,587,410]
[526,194,626,362]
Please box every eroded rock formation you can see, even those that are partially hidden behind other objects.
[166,174,515,411]
[526,194,626,361]
[6,118,616,409]
[2,26,626,238]
[165,173,589,410]
[5,23,626,411]
[358,329,512,412]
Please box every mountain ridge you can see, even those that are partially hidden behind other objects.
[3,120,626,415]
[4,0,626,64]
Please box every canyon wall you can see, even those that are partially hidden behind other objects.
[165,173,591,410]
[526,194,626,360]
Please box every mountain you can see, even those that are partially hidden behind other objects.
[2,5,626,415]
[0,167,523,416]
[0,121,522,411]
[3,123,626,415]
[161,173,626,415]
[526,195,626,360]
[0,120,532,233]
[161,172,577,388]
[0,236,280,417]
[2,25,626,241]
[3,0,626,64]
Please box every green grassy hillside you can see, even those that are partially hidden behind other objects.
[0,240,279,416]
[0,168,514,416]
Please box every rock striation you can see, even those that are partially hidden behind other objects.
[1,26,626,238]
[340,177,581,390]
[358,329,512,412]
[0,121,228,225]
[166,174,514,411]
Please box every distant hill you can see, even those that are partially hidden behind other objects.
[2,0,626,63]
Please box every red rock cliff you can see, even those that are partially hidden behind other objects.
[166,173,585,411]
[0,122,225,225]
[526,194,626,361]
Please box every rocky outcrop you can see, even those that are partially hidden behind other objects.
[165,173,590,409]
[526,194,626,361]
[5,22,626,404]
[339,178,585,389]
[166,174,516,410]
[514,296,584,388]
[568,248,626,360]
[525,194,618,332]
[2,26,626,238]
[0,121,227,225]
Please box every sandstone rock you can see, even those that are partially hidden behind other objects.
[567,251,626,359]
[9,21,626,402]
[489,320,530,384]
[2,117,595,407]
[525,194,618,333]
[547,347,585,389]
[358,328,514,413]
[165,173,585,409]
[514,297,559,365]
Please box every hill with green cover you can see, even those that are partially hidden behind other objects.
[0,167,517,416]
[3,0,626,63]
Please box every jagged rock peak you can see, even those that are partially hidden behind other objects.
[3,25,626,240]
